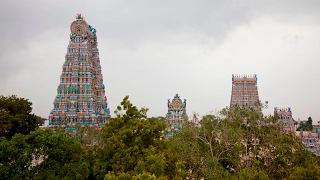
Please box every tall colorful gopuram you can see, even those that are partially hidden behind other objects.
[165,94,188,137]
[230,74,260,109]
[49,14,111,125]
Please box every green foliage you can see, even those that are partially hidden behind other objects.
[0,95,38,139]
[94,96,187,179]
[0,134,34,179]
[1,96,318,179]
[239,167,269,180]
[169,121,204,179]
[30,129,88,179]
[239,161,269,180]
[170,112,243,179]
[288,163,320,180]
[297,117,313,131]
[170,103,315,179]
[0,129,89,179]
[74,124,103,147]
[35,115,46,125]
[154,116,166,121]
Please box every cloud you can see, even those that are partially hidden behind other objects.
[0,0,319,121]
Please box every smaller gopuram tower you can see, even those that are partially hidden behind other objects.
[274,107,295,133]
[165,94,188,137]
[230,74,260,108]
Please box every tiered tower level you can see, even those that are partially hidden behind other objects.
[274,107,295,133]
[230,74,259,108]
[49,14,111,125]
[166,94,187,137]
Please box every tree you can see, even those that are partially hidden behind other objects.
[169,112,243,179]
[30,129,89,179]
[73,124,103,147]
[170,102,313,179]
[0,95,38,139]
[93,96,187,179]
[0,133,34,179]
[297,117,313,131]
[288,166,319,180]
[154,116,166,121]
[35,115,46,125]
[0,129,89,179]
[306,116,313,131]
[239,161,269,180]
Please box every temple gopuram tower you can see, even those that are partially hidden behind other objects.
[49,14,111,125]
[165,94,188,137]
[274,107,295,133]
[230,74,260,108]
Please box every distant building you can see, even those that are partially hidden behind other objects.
[165,94,188,137]
[230,74,259,109]
[274,107,295,133]
[39,119,50,129]
[294,122,320,156]
[313,124,320,133]
[44,119,49,127]
[297,131,320,156]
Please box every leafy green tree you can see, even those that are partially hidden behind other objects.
[287,157,320,180]
[170,102,313,179]
[154,116,166,121]
[239,161,269,180]
[73,124,103,147]
[0,129,89,179]
[35,115,46,125]
[297,117,313,131]
[306,116,313,131]
[0,95,38,139]
[0,133,34,179]
[93,96,187,179]
[170,112,242,179]
[288,167,319,180]
[30,129,89,179]
[169,121,204,179]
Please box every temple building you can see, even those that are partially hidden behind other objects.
[165,94,188,137]
[297,131,320,156]
[230,74,260,108]
[49,14,111,125]
[274,107,295,133]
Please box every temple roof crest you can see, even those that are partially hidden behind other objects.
[76,14,84,20]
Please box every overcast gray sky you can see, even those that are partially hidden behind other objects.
[0,0,319,122]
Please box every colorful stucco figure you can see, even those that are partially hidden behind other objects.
[49,14,111,125]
